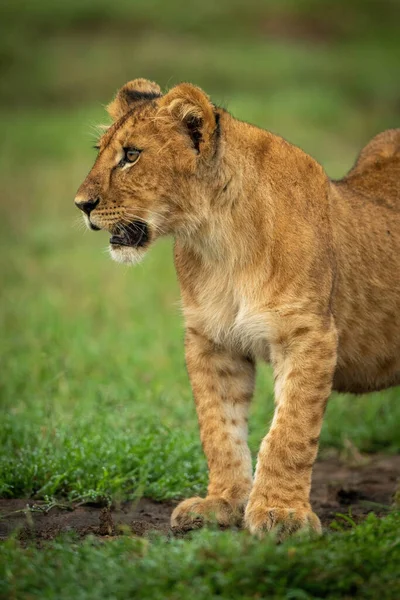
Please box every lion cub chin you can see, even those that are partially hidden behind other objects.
[75,78,400,539]
[109,245,146,265]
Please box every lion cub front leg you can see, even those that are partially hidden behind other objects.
[171,327,255,531]
[245,317,337,540]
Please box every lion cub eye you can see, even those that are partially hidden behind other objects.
[122,147,141,165]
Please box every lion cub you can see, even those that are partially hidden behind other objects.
[75,79,400,539]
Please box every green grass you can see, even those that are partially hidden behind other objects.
[1,513,400,599]
[0,1,399,596]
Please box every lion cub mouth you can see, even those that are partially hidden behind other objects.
[110,221,149,248]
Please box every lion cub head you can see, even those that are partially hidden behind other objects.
[75,79,221,264]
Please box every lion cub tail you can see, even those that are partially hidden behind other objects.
[340,129,400,201]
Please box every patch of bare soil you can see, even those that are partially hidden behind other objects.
[0,455,398,544]
[312,454,399,525]
[0,497,175,544]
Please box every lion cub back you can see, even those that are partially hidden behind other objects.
[339,129,400,205]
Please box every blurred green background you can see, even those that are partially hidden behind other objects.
[0,0,399,502]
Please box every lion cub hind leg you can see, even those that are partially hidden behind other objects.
[171,328,255,532]
[245,316,337,541]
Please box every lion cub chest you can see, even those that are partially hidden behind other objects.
[182,269,269,357]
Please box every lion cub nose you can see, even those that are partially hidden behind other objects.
[75,196,100,216]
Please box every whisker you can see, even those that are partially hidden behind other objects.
[120,213,166,236]
[122,207,168,220]
[122,209,168,228]
[121,218,156,241]
[72,216,88,232]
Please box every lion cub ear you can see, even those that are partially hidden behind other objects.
[158,83,216,154]
[107,79,162,120]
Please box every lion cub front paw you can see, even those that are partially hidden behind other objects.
[244,502,322,541]
[171,496,244,532]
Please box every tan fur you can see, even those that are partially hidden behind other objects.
[75,80,400,539]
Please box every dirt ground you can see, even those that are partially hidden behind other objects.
[1,455,398,544]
